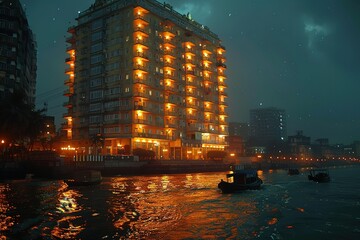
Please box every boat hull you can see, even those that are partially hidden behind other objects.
[218,179,263,193]
[308,175,330,183]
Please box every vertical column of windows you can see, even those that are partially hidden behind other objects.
[217,46,228,140]
[162,20,177,141]
[133,7,150,137]
[64,27,76,139]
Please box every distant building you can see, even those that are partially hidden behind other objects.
[312,138,333,158]
[288,131,312,158]
[354,141,360,157]
[249,107,287,147]
[0,0,37,105]
[227,122,249,157]
[63,0,228,159]
[228,122,250,140]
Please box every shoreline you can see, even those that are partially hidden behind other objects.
[1,158,359,181]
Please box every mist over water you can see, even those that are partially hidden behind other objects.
[1,166,360,239]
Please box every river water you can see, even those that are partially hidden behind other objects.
[1,166,359,240]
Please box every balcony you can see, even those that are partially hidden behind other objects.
[203,56,212,62]
[165,123,178,128]
[64,79,73,86]
[186,114,198,120]
[133,64,149,72]
[184,47,195,54]
[134,38,149,47]
[0,35,17,45]
[219,119,227,125]
[219,100,228,106]
[203,65,212,71]
[66,45,75,52]
[62,112,73,119]
[134,119,152,125]
[217,62,227,69]
[65,57,74,64]
[217,70,227,77]
[63,101,73,108]
[134,14,150,23]
[133,76,147,84]
[63,89,74,96]
[165,110,178,117]
[219,109,228,115]
[65,68,74,75]
[164,61,175,68]
[133,91,149,99]
[186,91,197,98]
[134,52,149,61]
[163,48,175,55]
[185,58,196,65]
[219,91,228,97]
[61,122,72,131]
[0,49,16,59]
[187,125,203,132]
[186,80,197,87]
[164,73,176,80]
[164,85,177,92]
[66,36,75,44]
[132,132,167,140]
[185,70,195,76]
[163,37,175,46]
[134,27,149,35]
[218,80,227,87]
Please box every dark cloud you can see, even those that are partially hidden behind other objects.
[20,0,360,143]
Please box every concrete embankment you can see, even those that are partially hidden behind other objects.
[1,159,231,180]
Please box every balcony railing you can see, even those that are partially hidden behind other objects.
[185,91,197,97]
[63,89,74,96]
[165,110,178,116]
[134,119,152,125]
[65,68,74,74]
[132,132,167,139]
[134,27,148,35]
[64,79,73,86]
[134,14,150,22]
[164,85,177,92]
[164,73,176,80]
[133,64,149,72]
[134,38,149,47]
[219,91,228,97]
[217,62,227,69]
[185,70,195,76]
[218,81,227,87]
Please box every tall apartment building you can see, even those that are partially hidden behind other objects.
[63,0,228,160]
[0,0,37,106]
[249,107,286,146]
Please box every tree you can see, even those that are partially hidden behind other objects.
[0,90,46,152]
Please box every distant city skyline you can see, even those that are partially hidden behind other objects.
[20,0,360,144]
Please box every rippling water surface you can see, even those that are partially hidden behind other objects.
[1,166,360,239]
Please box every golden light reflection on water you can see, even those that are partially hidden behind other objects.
[52,185,84,239]
[105,174,262,239]
[0,184,14,233]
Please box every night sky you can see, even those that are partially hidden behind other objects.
[20,0,360,144]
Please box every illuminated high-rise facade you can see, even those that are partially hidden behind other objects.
[64,0,228,159]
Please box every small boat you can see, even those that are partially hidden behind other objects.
[308,169,330,183]
[65,170,102,186]
[218,169,263,193]
[288,168,300,175]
